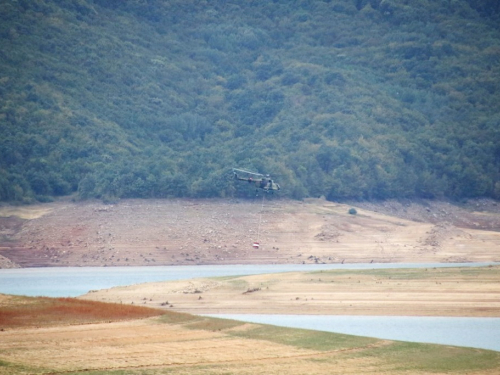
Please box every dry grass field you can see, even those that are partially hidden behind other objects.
[1,295,499,375]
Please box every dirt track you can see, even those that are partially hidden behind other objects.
[1,198,500,268]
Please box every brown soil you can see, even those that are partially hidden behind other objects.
[1,197,500,268]
[0,294,164,328]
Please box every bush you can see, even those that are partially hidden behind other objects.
[348,208,358,215]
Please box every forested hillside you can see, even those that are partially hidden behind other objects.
[1,0,499,202]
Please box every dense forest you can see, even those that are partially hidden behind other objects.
[1,0,500,202]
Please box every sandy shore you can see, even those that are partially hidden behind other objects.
[80,265,500,317]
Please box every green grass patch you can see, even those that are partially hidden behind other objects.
[309,266,498,281]
[458,265,500,276]
[358,341,500,373]
[308,268,429,280]
[0,358,53,375]
[67,366,228,375]
[211,275,246,281]
[184,316,246,331]
[228,324,378,351]
[155,310,200,325]
[225,278,248,289]
[176,314,377,351]
[157,314,246,331]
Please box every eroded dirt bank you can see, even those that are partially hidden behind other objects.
[1,198,500,268]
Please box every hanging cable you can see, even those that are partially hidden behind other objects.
[253,194,265,249]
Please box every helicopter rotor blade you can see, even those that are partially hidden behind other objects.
[232,168,265,177]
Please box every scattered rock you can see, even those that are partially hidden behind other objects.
[242,287,261,294]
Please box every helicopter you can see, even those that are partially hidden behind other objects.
[232,168,281,194]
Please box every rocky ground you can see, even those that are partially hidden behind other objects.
[1,197,500,268]
[349,198,500,230]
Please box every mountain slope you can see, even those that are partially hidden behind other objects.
[1,0,499,202]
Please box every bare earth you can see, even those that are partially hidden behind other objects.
[1,197,500,268]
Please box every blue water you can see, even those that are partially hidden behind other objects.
[206,314,500,352]
[0,263,496,297]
